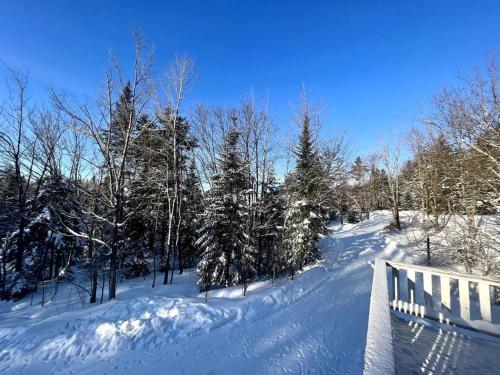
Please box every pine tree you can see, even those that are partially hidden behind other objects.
[122,115,156,279]
[109,82,135,171]
[0,167,18,240]
[103,82,139,300]
[349,156,369,221]
[255,171,284,278]
[369,166,390,210]
[196,127,254,293]
[178,157,203,271]
[2,176,83,299]
[283,114,327,278]
[0,167,19,297]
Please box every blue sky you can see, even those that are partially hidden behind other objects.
[1,0,499,156]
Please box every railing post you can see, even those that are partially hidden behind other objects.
[478,282,492,323]
[423,272,433,308]
[382,261,500,336]
[458,278,470,321]
[407,269,416,315]
[440,276,451,312]
[391,267,400,305]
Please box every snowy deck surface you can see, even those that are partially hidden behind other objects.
[392,313,500,374]
[0,211,479,374]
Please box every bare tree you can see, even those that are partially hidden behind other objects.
[425,59,500,186]
[0,68,45,276]
[52,32,153,300]
[321,133,351,221]
[154,55,195,285]
[191,104,231,188]
[382,138,403,230]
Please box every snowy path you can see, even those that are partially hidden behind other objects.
[0,211,408,374]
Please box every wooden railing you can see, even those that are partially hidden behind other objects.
[387,260,500,336]
[363,259,396,375]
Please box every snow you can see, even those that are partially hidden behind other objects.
[404,212,500,276]
[0,210,486,374]
[363,259,396,375]
[392,312,500,374]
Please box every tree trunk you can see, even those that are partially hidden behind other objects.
[100,270,105,304]
[169,245,176,284]
[108,205,120,300]
[89,241,97,303]
[15,216,26,273]
[163,244,171,285]
[426,233,431,265]
[178,247,184,274]
[159,216,167,265]
[108,224,118,300]
[49,247,55,279]
[90,263,98,303]
[393,203,401,231]
[224,249,231,286]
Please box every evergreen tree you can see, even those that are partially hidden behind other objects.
[2,176,83,299]
[109,82,135,170]
[283,114,327,278]
[178,157,203,270]
[196,127,254,292]
[121,115,155,278]
[255,171,284,278]
[0,167,19,296]
[349,156,369,222]
[0,167,18,240]
[369,167,390,210]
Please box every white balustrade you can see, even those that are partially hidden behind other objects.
[387,261,500,336]
[365,259,500,374]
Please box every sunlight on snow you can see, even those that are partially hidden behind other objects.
[96,322,117,339]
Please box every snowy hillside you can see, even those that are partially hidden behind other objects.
[1,211,414,374]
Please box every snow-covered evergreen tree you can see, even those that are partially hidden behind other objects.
[178,157,203,270]
[2,176,84,299]
[255,171,285,278]
[349,156,369,222]
[196,126,255,292]
[283,113,327,278]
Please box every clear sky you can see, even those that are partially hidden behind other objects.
[1,0,499,156]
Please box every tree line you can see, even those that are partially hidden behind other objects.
[341,60,499,276]
[0,36,498,302]
[0,36,336,301]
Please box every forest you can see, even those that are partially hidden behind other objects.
[0,35,499,303]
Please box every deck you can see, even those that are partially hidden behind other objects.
[364,259,500,374]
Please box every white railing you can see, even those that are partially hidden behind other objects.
[363,259,396,375]
[364,259,500,375]
[388,261,500,336]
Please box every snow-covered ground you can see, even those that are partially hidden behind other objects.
[403,212,500,276]
[392,313,500,374]
[0,210,495,374]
